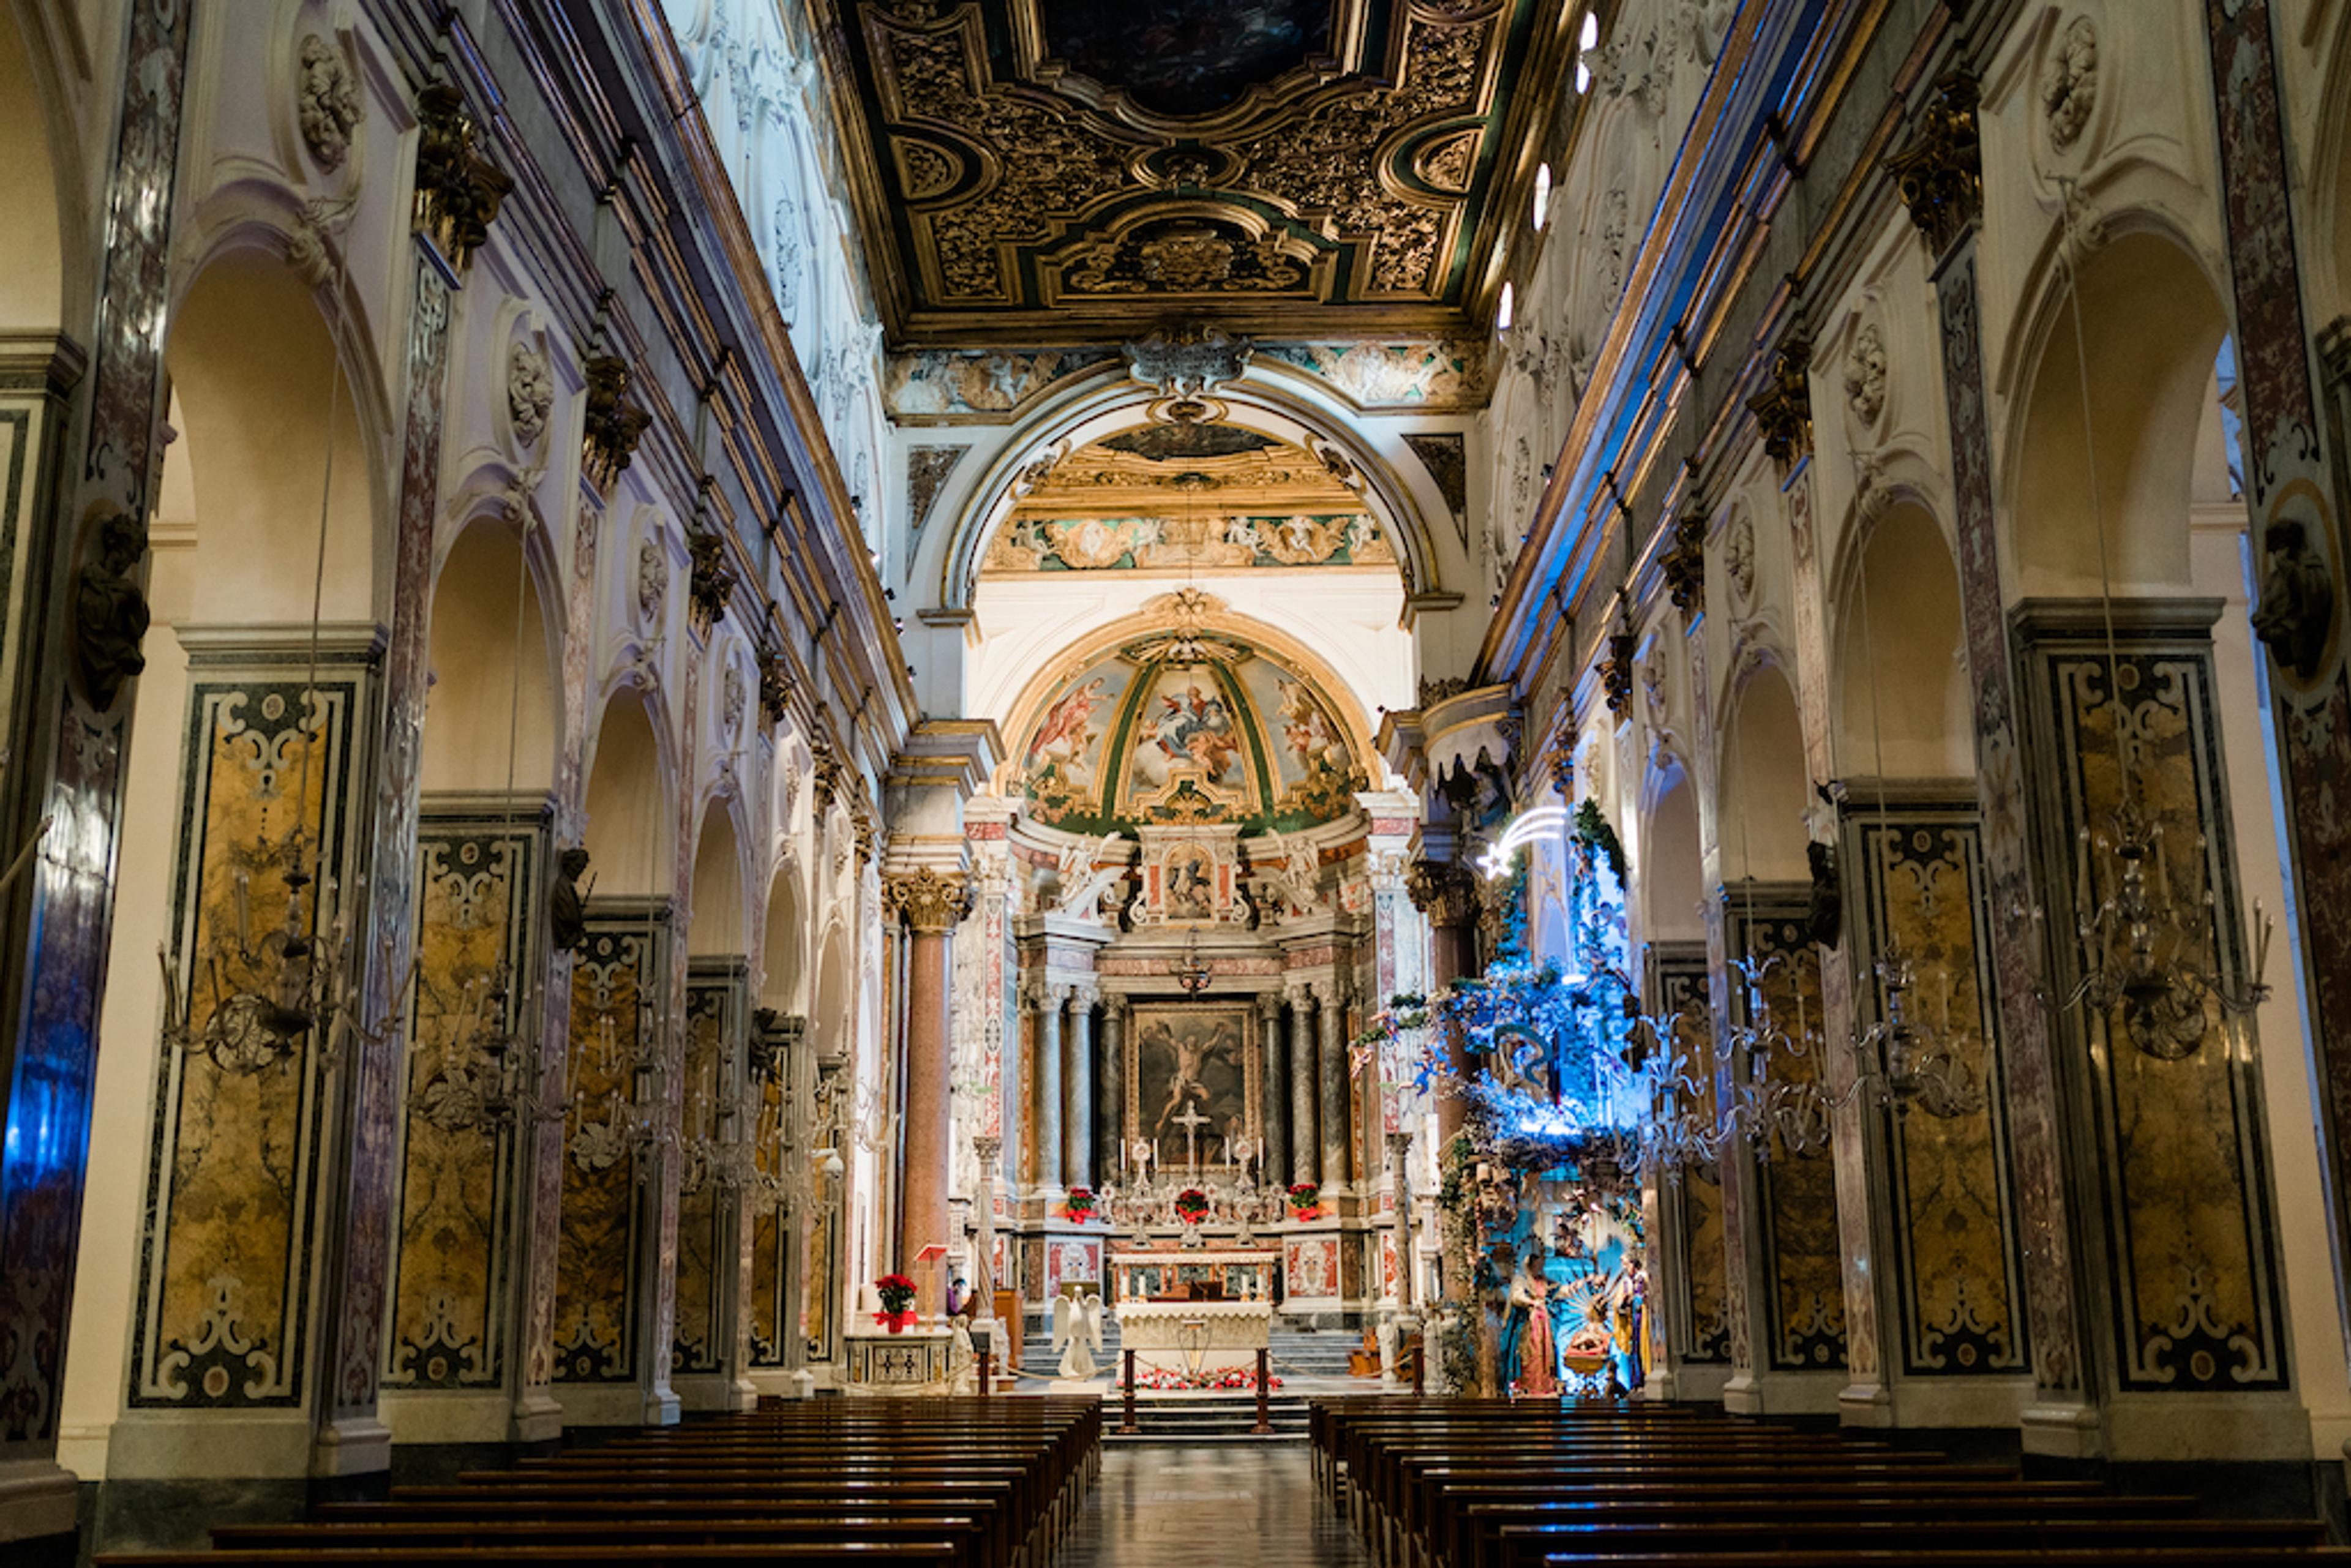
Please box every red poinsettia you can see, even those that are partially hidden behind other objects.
[873,1273,917,1330]
[1286,1182,1320,1217]
[1174,1187,1210,1224]
[1064,1185,1096,1220]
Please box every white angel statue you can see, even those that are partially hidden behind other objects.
[1052,1289,1104,1380]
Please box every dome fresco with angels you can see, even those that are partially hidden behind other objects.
[1016,632,1368,834]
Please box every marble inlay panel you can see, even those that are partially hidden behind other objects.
[553,906,666,1383]
[131,638,378,1409]
[382,803,544,1389]
[1658,955,1728,1365]
[1729,893,1847,1372]
[2022,614,2289,1394]
[1848,805,2026,1376]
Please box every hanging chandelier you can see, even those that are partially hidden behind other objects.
[1171,930,1213,994]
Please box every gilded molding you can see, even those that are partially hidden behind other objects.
[1886,70,1983,261]
[412,83,512,273]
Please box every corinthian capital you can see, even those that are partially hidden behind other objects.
[1404,858,1480,928]
[883,866,974,933]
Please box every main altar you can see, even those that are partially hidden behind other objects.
[1110,1247,1277,1376]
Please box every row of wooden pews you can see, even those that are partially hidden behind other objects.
[1311,1396,2351,1568]
[95,1398,1100,1568]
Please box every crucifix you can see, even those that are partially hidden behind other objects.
[1171,1102,1210,1173]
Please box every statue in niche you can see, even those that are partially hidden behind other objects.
[1438,746,1512,831]
[2251,516,2334,680]
[73,506,151,712]
[550,847,593,954]
[1805,841,1842,948]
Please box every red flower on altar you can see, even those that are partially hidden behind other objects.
[1286,1182,1320,1217]
[1174,1188,1210,1223]
[873,1272,917,1330]
[1064,1185,1096,1220]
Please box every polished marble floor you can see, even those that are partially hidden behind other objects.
[1060,1444,1371,1566]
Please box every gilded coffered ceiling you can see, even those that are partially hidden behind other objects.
[820,0,1574,344]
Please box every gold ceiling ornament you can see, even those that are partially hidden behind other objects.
[820,0,1572,342]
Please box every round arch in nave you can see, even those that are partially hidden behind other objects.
[936,376,1447,614]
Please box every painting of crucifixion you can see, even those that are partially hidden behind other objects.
[1129,1003,1254,1175]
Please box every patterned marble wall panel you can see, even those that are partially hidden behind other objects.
[130,632,380,1409]
[674,958,746,1375]
[382,801,546,1389]
[1657,951,1728,1364]
[749,1057,787,1367]
[0,342,75,773]
[2019,606,2289,1395]
[1847,802,2027,1377]
[553,904,667,1384]
[1729,891,1847,1372]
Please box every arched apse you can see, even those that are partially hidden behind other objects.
[1832,503,1973,781]
[422,516,560,794]
[935,380,1445,616]
[1716,661,1811,884]
[2009,229,2230,598]
[165,252,380,623]
[0,13,67,331]
[687,802,748,957]
[582,690,672,894]
[761,861,806,1012]
[1643,759,1706,944]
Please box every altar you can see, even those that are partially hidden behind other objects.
[1110,1247,1277,1377]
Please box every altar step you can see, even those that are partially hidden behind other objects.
[1102,1390,1313,1444]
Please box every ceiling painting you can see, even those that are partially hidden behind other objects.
[1016,633,1367,835]
[820,0,1574,343]
[980,420,1395,574]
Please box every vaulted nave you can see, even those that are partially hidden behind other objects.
[7,0,2351,1564]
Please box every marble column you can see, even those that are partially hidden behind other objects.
[1099,997,1126,1185]
[1289,985,1319,1187]
[972,1134,1002,1334]
[1317,981,1350,1191]
[1065,988,1097,1190]
[1387,1131,1419,1311]
[885,869,972,1315]
[1030,982,1065,1191]
[1407,860,1481,1142]
[1257,991,1288,1186]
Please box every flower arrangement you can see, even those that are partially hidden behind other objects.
[1125,1365,1281,1392]
[872,1272,917,1332]
[1173,1187,1210,1224]
[1286,1182,1320,1218]
[1063,1185,1096,1220]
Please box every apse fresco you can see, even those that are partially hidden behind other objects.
[1016,639,1365,835]
[1040,0,1333,117]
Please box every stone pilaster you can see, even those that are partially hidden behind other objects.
[1316,980,1350,1191]
[1406,859,1481,1142]
[1098,996,1127,1187]
[1065,986,1097,1190]
[1027,980,1065,1192]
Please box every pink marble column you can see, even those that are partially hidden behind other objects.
[885,868,972,1316]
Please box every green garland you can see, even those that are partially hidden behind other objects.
[1573,798,1627,885]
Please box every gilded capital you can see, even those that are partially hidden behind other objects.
[1886,70,1982,260]
[1404,858,1480,928]
[883,866,974,932]
[1745,332,1812,471]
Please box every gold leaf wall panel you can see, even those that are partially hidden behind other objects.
[2023,613,2289,1394]
[1850,807,2027,1376]
[132,647,375,1409]
[1731,895,1848,1373]
[383,807,544,1389]
[553,908,666,1383]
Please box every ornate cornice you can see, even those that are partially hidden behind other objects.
[758,651,791,727]
[1886,70,1983,261]
[1602,631,1637,718]
[885,866,975,933]
[1404,857,1480,929]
